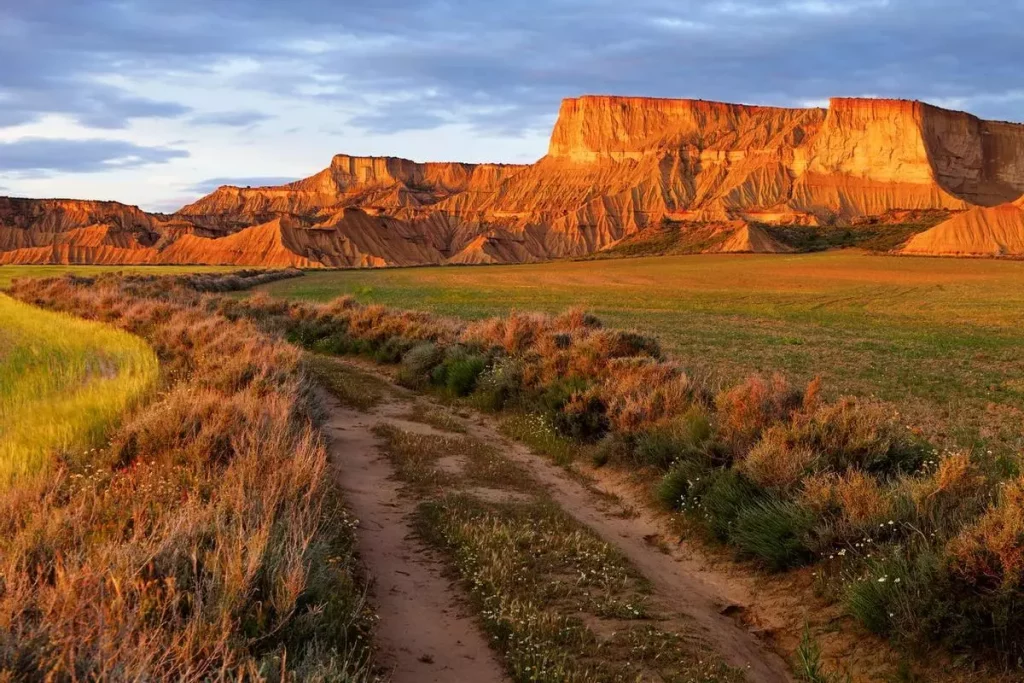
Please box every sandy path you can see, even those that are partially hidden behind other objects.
[320,360,794,682]
[454,411,794,683]
[320,390,508,683]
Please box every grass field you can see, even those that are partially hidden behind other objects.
[0,264,237,289]
[258,252,1024,454]
[0,294,158,486]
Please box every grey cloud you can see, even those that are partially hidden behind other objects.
[348,107,450,134]
[1,0,1022,138]
[189,111,273,127]
[184,176,298,194]
[0,138,188,177]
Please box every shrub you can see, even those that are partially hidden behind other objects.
[434,349,488,397]
[947,477,1024,590]
[733,498,815,570]
[592,432,635,468]
[795,398,926,477]
[689,469,765,542]
[906,451,990,541]
[633,407,713,470]
[471,356,524,412]
[657,460,709,510]
[373,335,412,364]
[311,331,355,355]
[398,342,444,388]
[844,556,915,637]
[601,360,697,432]
[740,426,816,490]
[552,389,609,443]
[834,470,890,526]
[715,374,802,453]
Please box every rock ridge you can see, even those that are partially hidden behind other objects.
[3,95,1023,266]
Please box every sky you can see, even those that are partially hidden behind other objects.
[1,0,1021,212]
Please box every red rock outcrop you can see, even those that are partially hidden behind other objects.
[2,96,1023,267]
[900,199,1024,257]
[706,223,795,254]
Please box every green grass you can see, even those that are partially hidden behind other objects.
[0,294,158,486]
[0,264,239,289]
[258,252,1024,455]
[304,353,392,411]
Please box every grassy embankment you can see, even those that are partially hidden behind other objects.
[258,251,1024,457]
[0,293,158,487]
[0,264,239,289]
[220,284,1024,674]
[2,271,373,680]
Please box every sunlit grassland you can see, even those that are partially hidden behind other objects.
[0,264,239,289]
[0,294,158,486]
[259,252,1024,454]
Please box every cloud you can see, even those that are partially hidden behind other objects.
[189,110,272,127]
[0,0,1021,153]
[184,176,298,194]
[0,138,188,176]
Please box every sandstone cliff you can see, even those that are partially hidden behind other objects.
[900,199,1024,257]
[3,95,1023,267]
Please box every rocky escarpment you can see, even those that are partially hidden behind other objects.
[900,198,1024,257]
[2,96,1023,267]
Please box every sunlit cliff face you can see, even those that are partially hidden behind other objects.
[2,95,1024,267]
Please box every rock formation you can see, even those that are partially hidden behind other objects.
[2,96,1023,266]
[707,223,795,254]
[900,198,1024,257]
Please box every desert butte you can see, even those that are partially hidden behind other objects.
[3,95,1024,268]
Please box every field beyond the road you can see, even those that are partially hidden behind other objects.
[0,293,158,487]
[260,252,1024,454]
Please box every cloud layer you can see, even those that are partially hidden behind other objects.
[0,138,188,176]
[0,1,1020,208]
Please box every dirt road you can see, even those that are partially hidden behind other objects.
[319,363,793,682]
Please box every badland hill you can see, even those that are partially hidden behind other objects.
[3,96,1024,267]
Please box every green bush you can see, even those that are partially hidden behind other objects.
[534,378,609,443]
[285,318,336,349]
[398,342,444,387]
[444,355,488,397]
[657,460,708,510]
[689,469,765,542]
[633,407,713,469]
[733,498,815,571]
[471,356,524,412]
[372,336,411,364]
[539,377,591,415]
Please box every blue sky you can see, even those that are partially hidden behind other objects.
[0,0,1021,212]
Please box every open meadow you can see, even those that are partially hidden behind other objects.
[0,293,158,487]
[257,251,1024,455]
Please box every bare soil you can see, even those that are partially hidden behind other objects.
[320,389,508,683]
[318,361,796,682]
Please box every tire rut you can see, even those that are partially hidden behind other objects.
[320,389,508,683]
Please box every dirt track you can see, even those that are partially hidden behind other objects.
[319,364,793,682]
[321,390,508,683]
